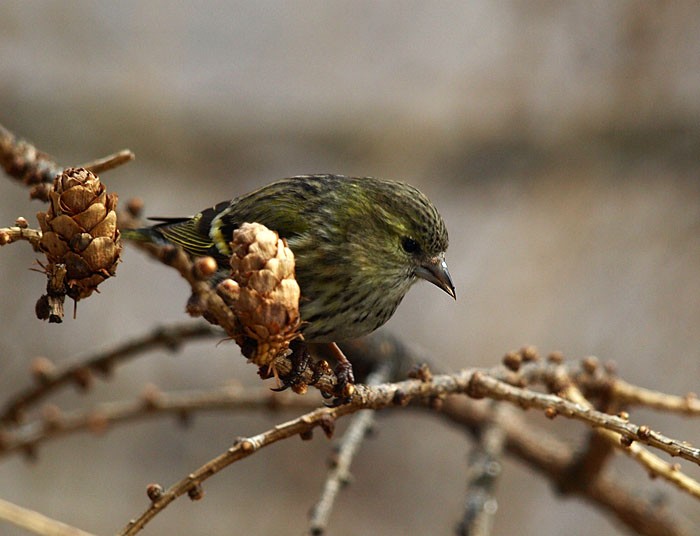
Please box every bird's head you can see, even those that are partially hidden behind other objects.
[359,180,455,300]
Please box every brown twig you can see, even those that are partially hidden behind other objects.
[308,362,392,535]
[119,367,700,535]
[2,364,689,535]
[441,396,694,536]
[0,342,693,535]
[492,351,700,499]
[467,371,700,480]
[516,351,700,417]
[0,496,97,536]
[0,123,134,202]
[131,242,240,333]
[0,332,409,455]
[456,403,510,536]
[0,385,319,459]
[78,149,135,175]
[0,123,62,201]
[0,321,220,426]
[549,363,700,500]
[121,370,463,535]
[0,225,42,250]
[582,375,700,416]
[118,401,360,536]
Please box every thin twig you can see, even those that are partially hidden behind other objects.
[457,403,510,536]
[308,362,392,535]
[0,321,220,426]
[118,402,361,536]
[0,330,409,457]
[121,369,457,536]
[0,335,690,536]
[0,385,319,459]
[586,376,700,416]
[0,123,62,201]
[2,366,691,535]
[0,496,96,536]
[78,149,135,175]
[517,353,700,417]
[548,365,700,499]
[0,122,134,202]
[129,242,239,334]
[440,396,695,536]
[466,371,700,472]
[0,226,42,250]
[119,367,700,535]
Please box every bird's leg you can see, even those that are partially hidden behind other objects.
[328,342,356,403]
[270,338,311,392]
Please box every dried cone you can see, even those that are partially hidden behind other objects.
[36,168,121,301]
[217,222,302,370]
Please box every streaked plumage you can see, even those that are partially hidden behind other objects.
[124,174,454,342]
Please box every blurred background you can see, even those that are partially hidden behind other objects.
[1,2,699,535]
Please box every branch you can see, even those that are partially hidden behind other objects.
[441,396,694,536]
[517,352,700,416]
[0,385,319,460]
[119,366,700,535]
[0,331,409,457]
[128,242,240,334]
[0,122,133,202]
[0,321,220,426]
[0,124,62,201]
[78,149,134,175]
[308,362,392,534]
[0,223,42,250]
[457,403,510,536]
[551,368,700,502]
[118,402,361,535]
[120,368,453,535]
[467,371,700,488]
[584,375,700,416]
[0,341,689,535]
[0,496,96,536]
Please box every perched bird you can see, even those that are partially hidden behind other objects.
[125,174,454,385]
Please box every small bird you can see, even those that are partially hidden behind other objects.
[125,174,454,386]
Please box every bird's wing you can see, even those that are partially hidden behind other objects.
[153,200,231,259]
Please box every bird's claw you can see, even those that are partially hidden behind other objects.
[322,361,356,406]
[270,340,311,392]
[268,341,356,405]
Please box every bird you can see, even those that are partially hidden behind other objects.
[124,174,454,390]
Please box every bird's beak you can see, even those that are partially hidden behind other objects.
[416,255,456,299]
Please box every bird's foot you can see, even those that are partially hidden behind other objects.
[270,339,311,392]
[322,343,356,406]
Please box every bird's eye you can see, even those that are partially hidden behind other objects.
[401,237,420,254]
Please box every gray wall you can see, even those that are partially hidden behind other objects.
[1,2,699,535]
